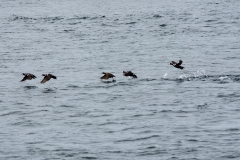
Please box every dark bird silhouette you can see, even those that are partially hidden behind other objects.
[40,74,57,83]
[20,73,37,82]
[101,72,115,80]
[123,71,137,78]
[170,60,184,69]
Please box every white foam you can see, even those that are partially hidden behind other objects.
[163,73,168,79]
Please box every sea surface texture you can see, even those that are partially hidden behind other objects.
[0,0,240,159]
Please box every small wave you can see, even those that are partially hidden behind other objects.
[140,78,157,81]
[69,22,81,25]
[225,128,239,132]
[160,110,192,113]
[197,103,209,109]
[10,14,37,21]
[176,110,192,113]
[153,14,162,18]
[116,135,159,142]
[126,22,137,25]
[10,14,64,23]
[81,157,97,159]
[68,15,105,20]
[217,92,240,98]
[161,110,172,113]
[71,16,89,20]
[146,146,157,149]
[233,77,240,82]
[187,139,199,142]
[159,24,167,27]
[205,19,217,23]
[106,150,122,153]
[138,149,167,156]
[59,105,74,108]
[67,84,81,88]
[99,121,118,126]
[1,111,22,116]
[220,155,240,159]
[63,29,75,32]
[42,88,56,93]
[131,113,155,117]
[0,65,8,68]
[23,86,38,90]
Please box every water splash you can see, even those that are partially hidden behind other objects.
[194,69,207,78]
[178,74,187,79]
[163,73,168,79]
[218,76,230,81]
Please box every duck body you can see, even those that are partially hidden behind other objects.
[123,71,137,78]
[170,60,184,70]
[41,74,57,83]
[20,73,37,82]
[101,72,115,80]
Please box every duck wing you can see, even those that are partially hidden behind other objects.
[101,73,115,79]
[177,60,183,66]
[50,74,57,79]
[40,75,51,83]
[30,74,37,79]
[101,73,109,79]
[108,73,115,78]
[20,75,28,82]
[132,74,137,78]
[170,61,177,65]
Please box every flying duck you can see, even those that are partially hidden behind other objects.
[20,73,37,82]
[40,74,57,83]
[123,71,137,78]
[101,72,115,80]
[170,60,184,69]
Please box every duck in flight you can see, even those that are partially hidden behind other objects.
[170,60,184,70]
[20,73,37,82]
[101,72,115,80]
[40,74,57,83]
[123,71,137,78]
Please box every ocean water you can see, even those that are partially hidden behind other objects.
[1,0,240,159]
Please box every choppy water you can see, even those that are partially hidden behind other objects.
[1,0,240,159]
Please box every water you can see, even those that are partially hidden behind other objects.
[1,0,240,159]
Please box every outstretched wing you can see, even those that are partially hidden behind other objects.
[101,73,115,79]
[109,73,115,78]
[20,75,28,82]
[41,76,50,83]
[170,61,177,65]
[30,74,37,79]
[101,73,108,79]
[50,75,57,79]
[132,74,137,78]
[177,60,183,65]
[127,71,133,75]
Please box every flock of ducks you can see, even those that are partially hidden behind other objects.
[100,71,138,81]
[20,60,184,83]
[20,73,57,83]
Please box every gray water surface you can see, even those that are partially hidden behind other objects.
[1,0,240,159]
